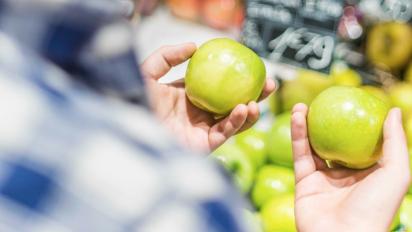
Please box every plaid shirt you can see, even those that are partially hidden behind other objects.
[0,0,250,231]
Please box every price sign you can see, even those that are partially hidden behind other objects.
[242,0,344,73]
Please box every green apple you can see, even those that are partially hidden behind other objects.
[390,210,401,231]
[361,85,392,107]
[260,194,296,232]
[401,195,412,230]
[280,69,333,111]
[388,83,412,119]
[244,209,263,232]
[251,165,294,208]
[268,92,281,116]
[212,142,254,193]
[409,148,412,194]
[405,116,412,147]
[235,128,267,169]
[267,112,293,168]
[308,86,389,169]
[331,64,362,87]
[185,38,266,116]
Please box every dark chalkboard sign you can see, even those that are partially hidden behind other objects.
[242,0,344,73]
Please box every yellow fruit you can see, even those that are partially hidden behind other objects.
[361,85,392,106]
[405,62,412,83]
[331,65,362,87]
[280,69,333,111]
[366,22,412,70]
[388,83,412,118]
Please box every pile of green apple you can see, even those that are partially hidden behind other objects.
[211,64,412,231]
[212,126,296,232]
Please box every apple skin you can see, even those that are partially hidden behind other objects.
[280,69,333,112]
[361,85,392,107]
[212,142,254,193]
[405,116,412,148]
[260,194,296,232]
[251,165,294,209]
[401,194,412,231]
[185,38,266,116]
[267,112,293,168]
[388,83,412,119]
[331,65,362,87]
[235,128,267,169]
[308,86,389,169]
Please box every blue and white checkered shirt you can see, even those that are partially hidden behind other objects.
[0,0,250,231]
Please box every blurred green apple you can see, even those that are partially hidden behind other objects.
[280,69,333,111]
[267,112,293,168]
[235,128,268,169]
[405,116,412,147]
[406,62,412,84]
[330,64,362,87]
[308,86,389,169]
[268,92,281,116]
[244,209,263,232]
[185,38,266,116]
[409,149,412,194]
[212,142,254,193]
[401,195,412,231]
[388,83,412,119]
[361,85,392,107]
[251,165,294,208]
[260,194,296,232]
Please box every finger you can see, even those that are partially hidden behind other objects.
[209,104,248,150]
[291,103,324,183]
[238,101,260,133]
[258,78,276,101]
[381,108,410,181]
[141,43,197,80]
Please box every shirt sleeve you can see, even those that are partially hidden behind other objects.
[0,1,252,231]
[0,0,146,102]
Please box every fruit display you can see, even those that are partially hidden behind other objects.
[165,0,244,31]
[308,86,389,169]
[185,38,266,116]
[212,142,254,193]
[388,83,412,119]
[267,112,293,168]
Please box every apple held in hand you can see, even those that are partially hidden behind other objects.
[361,85,392,107]
[251,165,294,208]
[308,86,389,169]
[235,127,267,169]
[185,38,266,116]
[267,112,293,168]
[260,194,296,232]
[211,142,254,193]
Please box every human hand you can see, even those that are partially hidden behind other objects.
[141,43,275,152]
[291,103,411,232]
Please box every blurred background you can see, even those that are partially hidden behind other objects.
[133,1,412,231]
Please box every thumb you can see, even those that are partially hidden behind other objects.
[381,108,410,181]
[141,43,197,80]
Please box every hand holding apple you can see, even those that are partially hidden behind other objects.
[291,103,410,232]
[141,42,275,152]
